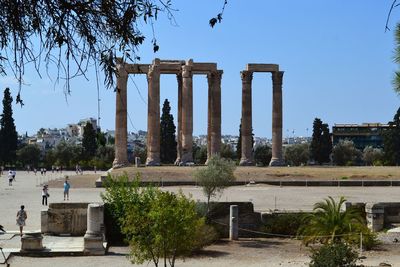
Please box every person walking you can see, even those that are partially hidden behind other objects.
[16,205,27,236]
[63,178,70,201]
[42,185,49,206]
[8,170,13,186]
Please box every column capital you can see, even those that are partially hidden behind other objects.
[240,70,253,83]
[147,63,160,81]
[182,64,192,78]
[272,71,284,85]
[116,61,128,78]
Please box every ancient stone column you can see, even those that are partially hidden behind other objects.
[269,71,284,166]
[112,59,129,168]
[206,72,214,163]
[181,60,193,164]
[146,59,161,166]
[84,203,105,255]
[210,70,222,158]
[175,73,183,165]
[239,71,254,166]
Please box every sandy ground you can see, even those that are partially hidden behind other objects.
[3,170,400,266]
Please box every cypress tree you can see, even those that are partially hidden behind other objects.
[0,88,18,165]
[160,99,177,164]
[82,122,97,159]
[236,120,254,160]
[310,118,332,164]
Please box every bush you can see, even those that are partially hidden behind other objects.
[309,242,358,267]
[284,143,309,166]
[254,145,272,166]
[263,213,303,236]
[332,140,361,166]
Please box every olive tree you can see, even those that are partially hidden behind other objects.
[193,156,236,212]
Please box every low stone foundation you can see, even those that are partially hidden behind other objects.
[41,202,91,236]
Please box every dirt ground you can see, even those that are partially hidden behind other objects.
[49,166,400,188]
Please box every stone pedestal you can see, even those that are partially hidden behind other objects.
[240,71,254,166]
[84,203,105,255]
[366,203,384,232]
[269,71,284,166]
[113,58,129,168]
[21,232,44,252]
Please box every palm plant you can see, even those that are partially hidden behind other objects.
[298,196,364,246]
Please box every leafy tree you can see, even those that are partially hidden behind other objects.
[220,142,235,160]
[160,99,177,164]
[82,122,98,159]
[193,156,236,212]
[309,242,358,267]
[332,140,361,166]
[17,144,41,167]
[54,142,82,168]
[362,146,384,166]
[383,107,400,165]
[310,118,332,164]
[254,145,272,166]
[193,145,207,164]
[0,1,178,102]
[0,88,18,165]
[96,131,107,147]
[298,196,367,246]
[284,143,309,166]
[94,145,115,170]
[102,174,206,267]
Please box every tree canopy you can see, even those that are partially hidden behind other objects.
[0,88,18,165]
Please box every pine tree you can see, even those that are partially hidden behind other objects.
[310,118,332,164]
[383,107,400,165]
[160,99,177,164]
[82,122,97,160]
[0,88,18,165]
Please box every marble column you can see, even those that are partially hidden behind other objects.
[269,71,284,166]
[206,72,214,163]
[175,73,183,165]
[146,59,161,166]
[181,60,193,164]
[112,59,129,168]
[210,70,222,158]
[239,71,254,166]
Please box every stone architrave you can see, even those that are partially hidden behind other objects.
[175,73,183,164]
[210,70,222,158]
[112,59,129,168]
[239,71,254,166]
[146,59,161,166]
[181,60,194,164]
[269,71,284,166]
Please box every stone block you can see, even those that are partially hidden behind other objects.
[21,232,44,251]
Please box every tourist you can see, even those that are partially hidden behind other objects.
[8,170,13,186]
[16,205,27,236]
[64,178,70,201]
[12,170,16,181]
[0,166,3,175]
[42,185,49,206]
[33,168,37,175]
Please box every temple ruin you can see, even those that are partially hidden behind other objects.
[112,58,222,167]
[113,59,284,168]
[239,64,284,166]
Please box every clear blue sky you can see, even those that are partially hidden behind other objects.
[1,1,400,138]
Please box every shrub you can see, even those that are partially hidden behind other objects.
[309,242,358,267]
[254,145,272,166]
[284,143,309,166]
[332,140,361,166]
[263,213,303,236]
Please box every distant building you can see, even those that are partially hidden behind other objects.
[332,123,390,150]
